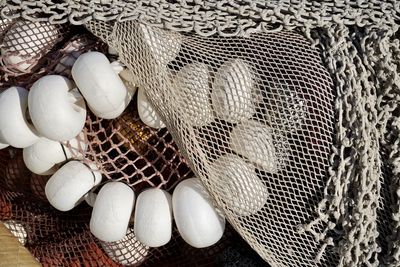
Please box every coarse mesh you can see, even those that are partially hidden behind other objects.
[0,21,253,266]
[1,0,399,33]
[85,20,336,266]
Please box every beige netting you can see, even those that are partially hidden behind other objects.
[86,20,336,266]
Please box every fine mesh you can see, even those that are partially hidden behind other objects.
[86,20,336,266]
[0,21,254,266]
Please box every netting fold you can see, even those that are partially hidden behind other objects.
[84,16,400,266]
[85,19,336,266]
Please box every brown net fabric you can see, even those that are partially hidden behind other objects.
[0,21,253,266]
[83,101,193,191]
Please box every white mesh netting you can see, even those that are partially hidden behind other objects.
[87,20,336,266]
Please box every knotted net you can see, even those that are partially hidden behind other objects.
[2,1,400,266]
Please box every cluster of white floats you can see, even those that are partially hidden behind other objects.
[45,160,225,248]
[87,178,225,248]
[0,46,225,247]
[0,51,135,148]
[0,21,277,250]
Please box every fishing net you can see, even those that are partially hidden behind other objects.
[85,20,336,267]
[2,1,400,267]
[0,20,255,266]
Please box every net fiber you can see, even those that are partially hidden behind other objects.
[2,1,400,267]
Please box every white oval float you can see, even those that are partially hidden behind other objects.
[23,132,87,175]
[1,21,60,72]
[92,91,134,120]
[90,182,135,242]
[211,59,256,123]
[0,87,39,148]
[173,63,213,127]
[72,52,130,119]
[23,149,57,176]
[173,177,225,248]
[230,120,278,173]
[134,188,172,247]
[210,154,269,216]
[29,75,86,141]
[45,161,102,211]
[137,87,165,129]
[139,24,181,66]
